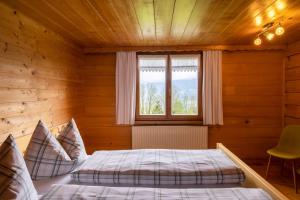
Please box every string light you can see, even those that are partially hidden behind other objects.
[255,16,262,26]
[268,9,276,18]
[276,1,285,10]
[254,37,262,46]
[275,25,285,35]
[266,32,275,40]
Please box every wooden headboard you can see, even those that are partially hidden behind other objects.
[9,123,68,154]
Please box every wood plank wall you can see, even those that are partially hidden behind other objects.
[81,51,284,159]
[285,41,300,125]
[81,54,131,153]
[0,3,83,143]
[209,51,284,160]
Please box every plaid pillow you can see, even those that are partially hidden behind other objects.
[0,135,38,200]
[57,118,87,161]
[24,120,77,180]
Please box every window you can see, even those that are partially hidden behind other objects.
[136,53,202,122]
[138,55,167,116]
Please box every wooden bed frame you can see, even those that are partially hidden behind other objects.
[217,143,288,200]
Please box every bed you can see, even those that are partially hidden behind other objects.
[66,144,287,200]
[13,129,287,200]
[40,184,272,200]
[35,144,288,200]
[33,174,73,195]
[71,148,245,186]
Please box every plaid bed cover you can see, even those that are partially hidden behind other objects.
[71,149,245,186]
[41,184,272,200]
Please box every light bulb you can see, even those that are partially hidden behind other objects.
[276,1,285,10]
[275,26,285,35]
[255,16,262,26]
[254,37,262,46]
[266,32,275,40]
[268,9,276,18]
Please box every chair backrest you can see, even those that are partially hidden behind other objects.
[277,125,300,153]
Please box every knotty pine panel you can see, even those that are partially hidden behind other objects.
[285,41,300,126]
[82,51,284,159]
[287,53,300,68]
[209,51,284,159]
[4,0,300,46]
[0,3,83,143]
[81,53,131,153]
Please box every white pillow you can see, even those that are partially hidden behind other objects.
[24,120,77,180]
[57,118,88,161]
[0,135,38,200]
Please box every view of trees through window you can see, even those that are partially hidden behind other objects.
[138,54,199,117]
[139,56,166,115]
[171,56,198,115]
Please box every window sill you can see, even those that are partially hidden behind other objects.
[134,120,203,126]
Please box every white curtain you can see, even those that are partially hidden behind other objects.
[116,52,136,125]
[202,50,223,125]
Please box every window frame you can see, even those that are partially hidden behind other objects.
[135,52,203,124]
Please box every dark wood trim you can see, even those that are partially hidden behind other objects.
[84,45,287,54]
[135,52,203,123]
[199,53,203,118]
[137,51,203,55]
[135,56,140,121]
[166,54,171,119]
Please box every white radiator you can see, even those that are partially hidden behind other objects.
[132,126,208,149]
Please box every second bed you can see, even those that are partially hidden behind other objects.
[71,148,245,186]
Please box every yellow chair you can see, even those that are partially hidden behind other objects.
[266,125,300,192]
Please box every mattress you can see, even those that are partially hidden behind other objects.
[40,184,272,200]
[71,149,245,186]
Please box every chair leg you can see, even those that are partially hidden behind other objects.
[292,160,297,193]
[266,155,272,179]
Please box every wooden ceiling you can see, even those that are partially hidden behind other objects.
[4,0,300,48]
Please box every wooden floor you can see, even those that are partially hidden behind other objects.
[249,160,300,200]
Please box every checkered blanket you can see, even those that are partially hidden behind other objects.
[40,184,272,200]
[71,149,245,186]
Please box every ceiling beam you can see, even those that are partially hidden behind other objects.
[84,44,287,54]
